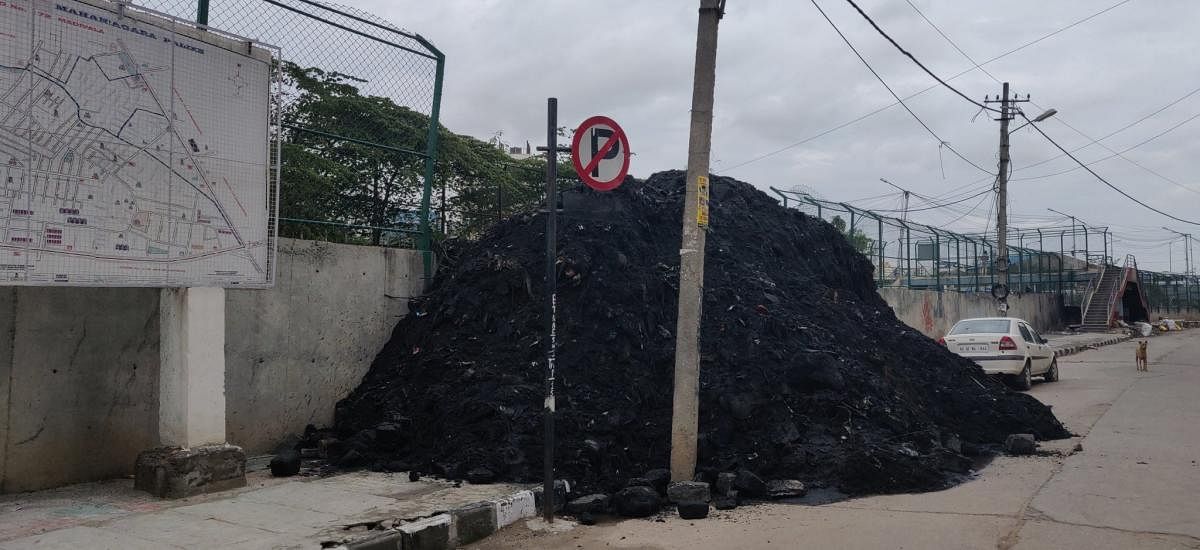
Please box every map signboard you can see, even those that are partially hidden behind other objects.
[0,0,278,287]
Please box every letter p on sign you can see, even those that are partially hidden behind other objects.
[571,116,631,192]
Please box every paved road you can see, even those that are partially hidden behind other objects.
[475,331,1200,550]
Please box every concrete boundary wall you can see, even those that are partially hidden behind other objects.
[878,287,1063,339]
[0,239,424,493]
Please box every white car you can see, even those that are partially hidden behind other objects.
[939,317,1058,390]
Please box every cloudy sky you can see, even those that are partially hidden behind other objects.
[346,0,1198,272]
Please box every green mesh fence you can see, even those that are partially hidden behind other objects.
[136,0,444,276]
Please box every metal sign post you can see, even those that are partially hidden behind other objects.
[535,98,569,522]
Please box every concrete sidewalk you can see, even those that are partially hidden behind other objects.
[0,469,538,549]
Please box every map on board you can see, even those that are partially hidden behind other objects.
[0,0,276,287]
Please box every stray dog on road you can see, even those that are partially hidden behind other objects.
[1135,340,1149,371]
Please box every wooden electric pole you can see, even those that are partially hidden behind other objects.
[671,0,724,483]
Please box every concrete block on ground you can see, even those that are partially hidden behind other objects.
[399,514,450,550]
[532,480,570,514]
[493,489,536,529]
[344,530,402,550]
[134,445,246,499]
[450,501,497,546]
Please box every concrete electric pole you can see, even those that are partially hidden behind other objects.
[671,0,724,483]
[985,83,1033,314]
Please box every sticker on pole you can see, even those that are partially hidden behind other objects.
[572,116,631,191]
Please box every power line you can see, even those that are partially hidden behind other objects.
[941,191,993,228]
[1024,116,1200,226]
[807,0,995,175]
[904,0,1200,200]
[1013,110,1200,182]
[842,0,998,113]
[869,186,995,214]
[716,0,1132,174]
[1017,84,1200,173]
[1025,102,1200,196]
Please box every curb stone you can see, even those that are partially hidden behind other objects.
[333,485,547,550]
[1051,333,1131,358]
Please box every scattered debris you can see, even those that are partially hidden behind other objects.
[667,481,710,503]
[334,171,1068,497]
[612,486,660,518]
[269,450,301,477]
[713,493,738,510]
[466,468,495,485]
[677,500,710,520]
[1005,434,1038,455]
[766,479,807,499]
[715,472,736,496]
[733,469,768,499]
[567,494,610,515]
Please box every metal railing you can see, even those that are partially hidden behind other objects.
[771,188,1103,303]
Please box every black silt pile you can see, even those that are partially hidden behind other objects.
[334,170,1068,496]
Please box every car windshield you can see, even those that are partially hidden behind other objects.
[950,319,1011,335]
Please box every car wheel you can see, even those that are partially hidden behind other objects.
[1009,361,1033,391]
[1044,358,1059,382]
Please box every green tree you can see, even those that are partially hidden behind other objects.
[830,215,876,255]
[280,64,546,244]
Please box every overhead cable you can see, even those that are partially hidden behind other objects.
[1025,117,1200,226]
[807,0,995,175]
[717,0,1133,174]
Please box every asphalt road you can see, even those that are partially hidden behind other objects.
[473,330,1200,550]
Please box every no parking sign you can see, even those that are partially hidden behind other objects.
[571,116,631,191]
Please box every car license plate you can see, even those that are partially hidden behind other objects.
[959,344,989,353]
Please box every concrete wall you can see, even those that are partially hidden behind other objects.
[0,239,424,493]
[225,240,424,454]
[878,287,1063,339]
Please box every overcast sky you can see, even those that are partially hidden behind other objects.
[348,0,1198,272]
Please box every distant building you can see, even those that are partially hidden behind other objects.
[507,141,536,160]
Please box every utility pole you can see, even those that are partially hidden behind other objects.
[985,83,1029,315]
[879,178,910,222]
[671,0,724,483]
[1164,227,1193,274]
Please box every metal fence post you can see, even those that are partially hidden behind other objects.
[1037,229,1044,293]
[877,216,884,286]
[905,225,912,288]
[973,239,980,292]
[954,236,961,291]
[414,37,445,279]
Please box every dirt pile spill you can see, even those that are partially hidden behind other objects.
[333,170,1067,496]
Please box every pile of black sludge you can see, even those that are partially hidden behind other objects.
[332,170,1068,503]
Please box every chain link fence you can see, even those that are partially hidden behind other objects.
[137,0,444,276]
[772,187,1198,314]
[1141,271,1200,314]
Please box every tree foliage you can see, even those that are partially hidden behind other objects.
[279,64,546,244]
[830,215,876,255]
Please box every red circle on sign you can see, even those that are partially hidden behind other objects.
[571,115,631,192]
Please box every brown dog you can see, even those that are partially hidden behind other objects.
[1135,340,1149,371]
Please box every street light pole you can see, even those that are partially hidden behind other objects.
[671,0,724,483]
